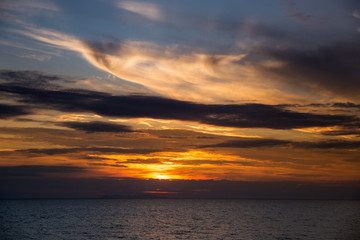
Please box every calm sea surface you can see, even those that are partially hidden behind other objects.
[1,199,359,240]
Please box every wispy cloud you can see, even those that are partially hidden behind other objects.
[353,10,360,19]
[201,139,360,150]
[0,0,60,13]
[20,54,51,61]
[279,0,328,27]
[14,24,360,104]
[61,121,134,133]
[116,1,163,21]
[12,27,310,104]
[1,77,358,130]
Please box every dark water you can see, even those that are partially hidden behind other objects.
[1,199,359,240]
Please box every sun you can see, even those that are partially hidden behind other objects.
[151,173,171,180]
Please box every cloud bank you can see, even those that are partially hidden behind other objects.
[1,76,358,130]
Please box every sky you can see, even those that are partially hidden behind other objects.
[0,0,360,199]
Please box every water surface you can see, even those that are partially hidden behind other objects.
[1,199,359,239]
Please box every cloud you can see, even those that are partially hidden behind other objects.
[0,165,86,177]
[200,139,291,148]
[332,102,360,108]
[20,54,52,61]
[321,129,360,137]
[84,155,116,161]
[294,140,360,149]
[259,39,360,99]
[0,70,74,89]
[61,121,134,133]
[5,3,360,105]
[0,103,30,119]
[11,147,165,156]
[80,39,262,103]
[117,1,163,21]
[88,163,127,168]
[168,159,259,167]
[12,27,311,104]
[203,139,360,150]
[20,26,360,104]
[280,0,328,27]
[123,158,163,164]
[0,0,60,12]
[353,11,360,19]
[1,83,358,130]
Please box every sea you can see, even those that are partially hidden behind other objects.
[1,199,359,240]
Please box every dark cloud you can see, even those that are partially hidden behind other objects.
[83,41,117,69]
[123,158,163,164]
[0,82,358,130]
[0,165,86,177]
[0,103,30,118]
[260,39,360,97]
[321,129,360,137]
[332,102,360,108]
[279,173,325,178]
[12,147,165,156]
[84,41,122,56]
[84,155,117,161]
[61,121,134,133]
[169,159,258,167]
[88,163,127,168]
[200,139,291,148]
[203,138,360,150]
[294,140,360,149]
[0,70,73,89]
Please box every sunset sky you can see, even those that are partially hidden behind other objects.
[1,0,360,199]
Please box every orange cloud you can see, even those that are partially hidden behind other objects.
[14,27,316,104]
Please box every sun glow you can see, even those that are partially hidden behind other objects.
[150,173,171,180]
[88,150,259,180]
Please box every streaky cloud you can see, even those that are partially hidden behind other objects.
[294,140,360,149]
[11,147,166,156]
[321,129,360,137]
[0,69,74,89]
[117,1,163,21]
[12,27,308,104]
[0,103,30,119]
[0,83,358,130]
[200,139,291,148]
[332,102,360,108]
[61,121,134,133]
[0,165,86,177]
[0,0,60,12]
[203,139,360,150]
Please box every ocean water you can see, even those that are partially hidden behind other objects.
[1,199,359,240]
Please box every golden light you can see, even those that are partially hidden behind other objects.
[82,149,360,182]
[151,173,171,180]
[90,150,257,180]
